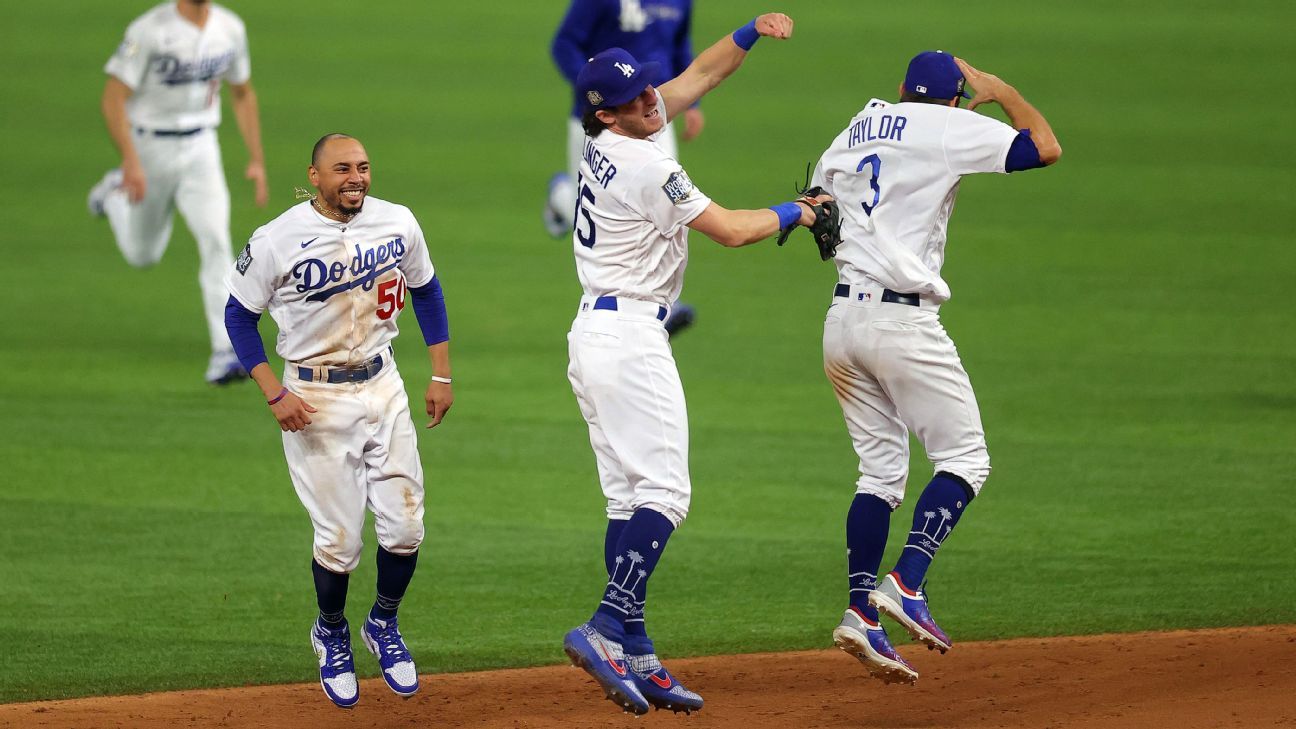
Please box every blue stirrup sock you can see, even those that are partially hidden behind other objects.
[312,559,350,628]
[370,547,419,621]
[892,472,974,589]
[846,493,891,622]
[591,508,674,652]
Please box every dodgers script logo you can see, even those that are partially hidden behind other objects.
[292,237,405,302]
[151,51,235,86]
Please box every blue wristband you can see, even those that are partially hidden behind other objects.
[769,201,802,229]
[732,19,759,51]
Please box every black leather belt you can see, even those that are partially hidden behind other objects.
[833,283,920,307]
[297,352,385,384]
[592,295,667,321]
[137,127,203,137]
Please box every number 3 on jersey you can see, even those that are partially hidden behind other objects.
[574,175,597,248]
[857,154,882,215]
[376,277,406,320]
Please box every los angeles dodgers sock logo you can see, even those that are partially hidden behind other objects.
[592,509,674,642]
[893,473,974,588]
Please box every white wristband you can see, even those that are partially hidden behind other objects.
[430,375,453,384]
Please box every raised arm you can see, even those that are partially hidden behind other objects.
[955,57,1061,165]
[657,13,793,122]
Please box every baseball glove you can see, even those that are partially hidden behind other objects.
[776,185,842,261]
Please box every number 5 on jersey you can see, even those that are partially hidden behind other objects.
[377,277,407,320]
[574,174,597,248]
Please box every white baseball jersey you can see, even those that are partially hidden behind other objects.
[105,2,251,131]
[225,197,436,368]
[813,99,1018,302]
[572,92,712,306]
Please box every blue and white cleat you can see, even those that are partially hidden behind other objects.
[832,607,919,684]
[361,616,419,697]
[563,622,650,715]
[310,619,359,708]
[627,653,704,714]
[870,572,952,653]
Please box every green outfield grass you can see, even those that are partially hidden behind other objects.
[1,0,1293,703]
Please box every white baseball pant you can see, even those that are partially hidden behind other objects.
[567,296,690,527]
[822,283,991,509]
[101,128,234,354]
[281,359,426,574]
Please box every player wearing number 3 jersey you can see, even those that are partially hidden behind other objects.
[813,52,1060,683]
[222,134,453,708]
[560,13,831,715]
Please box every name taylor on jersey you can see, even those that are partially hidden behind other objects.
[847,113,907,147]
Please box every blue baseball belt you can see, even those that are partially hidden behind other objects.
[297,352,385,384]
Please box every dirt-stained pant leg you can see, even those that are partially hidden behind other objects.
[281,372,370,574]
[568,304,690,527]
[825,296,991,506]
[824,299,911,508]
[362,365,426,555]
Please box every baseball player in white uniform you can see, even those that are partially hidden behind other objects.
[88,0,269,385]
[812,51,1061,683]
[558,14,834,715]
[223,134,453,708]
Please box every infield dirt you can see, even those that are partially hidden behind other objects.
[5,626,1293,728]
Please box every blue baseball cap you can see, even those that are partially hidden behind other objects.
[904,50,971,100]
[577,48,662,110]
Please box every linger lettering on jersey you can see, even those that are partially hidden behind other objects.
[571,92,711,306]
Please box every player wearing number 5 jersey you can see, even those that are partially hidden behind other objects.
[560,14,832,715]
[813,52,1060,683]
[223,134,453,708]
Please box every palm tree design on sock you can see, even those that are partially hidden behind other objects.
[935,507,953,543]
[603,550,646,615]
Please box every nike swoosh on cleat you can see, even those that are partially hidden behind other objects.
[649,673,672,689]
[300,237,319,248]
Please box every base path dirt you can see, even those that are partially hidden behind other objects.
[5,626,1295,729]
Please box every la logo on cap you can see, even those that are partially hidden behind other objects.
[614,61,635,77]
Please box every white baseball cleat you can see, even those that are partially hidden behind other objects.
[87,169,122,217]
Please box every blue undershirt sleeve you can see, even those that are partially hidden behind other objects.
[1005,129,1045,172]
[224,296,269,373]
[408,275,450,346]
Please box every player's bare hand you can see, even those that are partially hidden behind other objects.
[682,107,705,142]
[425,380,453,429]
[271,391,317,432]
[246,160,269,207]
[796,193,833,226]
[755,13,793,40]
[955,57,1010,112]
[121,159,147,203]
